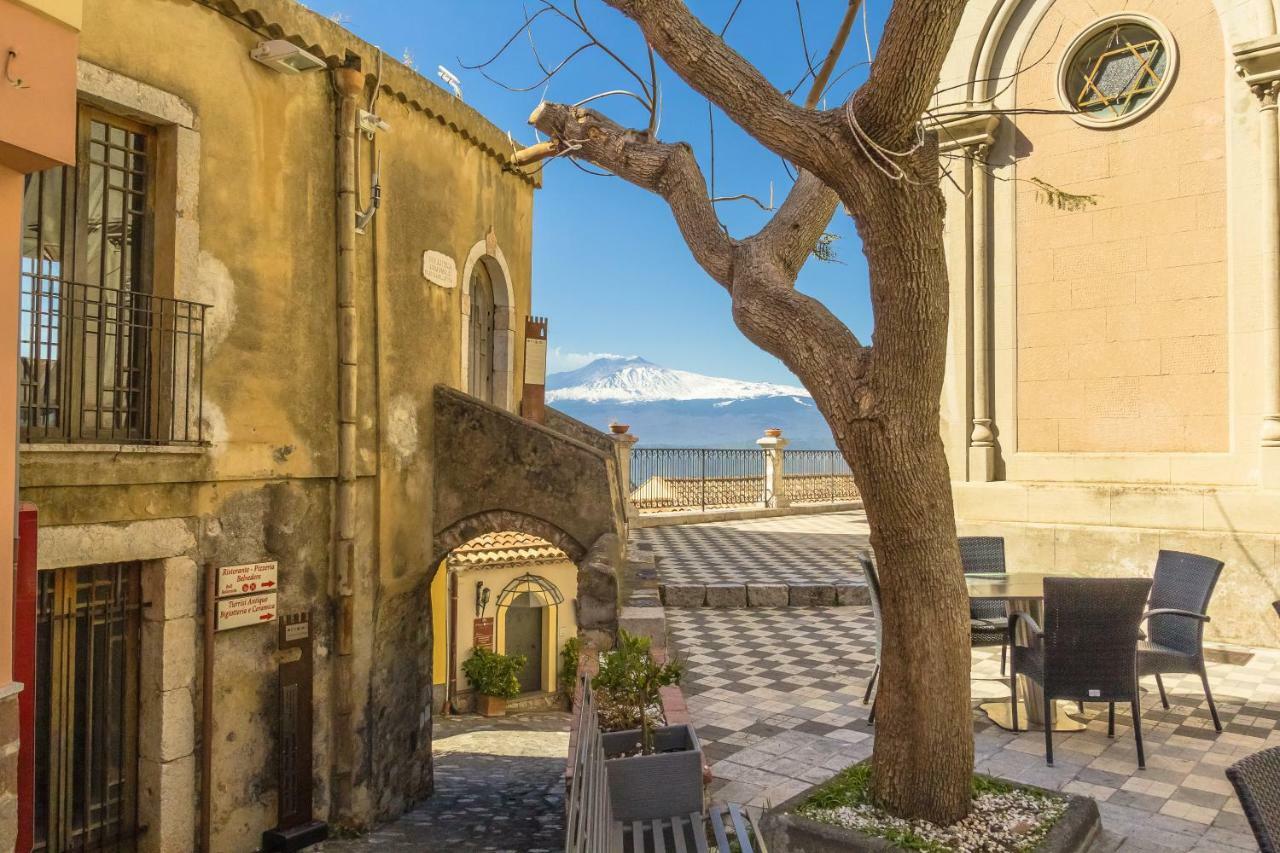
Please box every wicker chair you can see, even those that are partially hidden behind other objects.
[858,554,882,724]
[960,536,1010,674]
[1227,746,1280,853]
[1137,550,1225,732]
[1009,577,1153,768]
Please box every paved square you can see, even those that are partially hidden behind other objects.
[667,606,1280,851]
[633,510,871,585]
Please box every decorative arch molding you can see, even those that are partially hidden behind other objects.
[957,0,1273,103]
[431,509,586,574]
[459,237,518,412]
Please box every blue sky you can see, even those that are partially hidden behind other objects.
[305,1,883,385]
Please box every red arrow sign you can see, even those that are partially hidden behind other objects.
[259,612,274,620]
[261,580,276,588]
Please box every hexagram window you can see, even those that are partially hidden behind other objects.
[1063,21,1171,123]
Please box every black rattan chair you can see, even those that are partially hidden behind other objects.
[960,536,1010,674]
[1227,746,1280,853]
[858,554,882,725]
[1137,550,1225,732]
[1009,577,1153,768]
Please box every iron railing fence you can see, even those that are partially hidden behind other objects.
[630,448,766,512]
[20,273,207,446]
[784,449,859,503]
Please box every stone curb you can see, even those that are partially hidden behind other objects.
[660,581,866,609]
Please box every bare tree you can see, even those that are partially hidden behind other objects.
[504,0,973,823]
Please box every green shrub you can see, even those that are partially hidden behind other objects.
[461,647,526,700]
[558,636,581,694]
[591,630,682,754]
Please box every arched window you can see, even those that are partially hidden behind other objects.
[468,261,496,403]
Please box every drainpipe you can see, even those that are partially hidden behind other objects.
[447,569,458,712]
[331,62,363,823]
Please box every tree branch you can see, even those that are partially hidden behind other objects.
[530,101,735,286]
[852,0,967,140]
[602,0,841,174]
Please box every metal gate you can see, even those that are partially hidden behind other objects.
[35,563,142,852]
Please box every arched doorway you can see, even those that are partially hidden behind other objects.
[467,260,496,403]
[434,531,578,712]
[496,574,565,695]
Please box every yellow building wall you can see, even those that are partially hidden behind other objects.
[1013,1,1228,453]
[432,562,448,688]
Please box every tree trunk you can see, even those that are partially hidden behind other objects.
[754,176,973,824]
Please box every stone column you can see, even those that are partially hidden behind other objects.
[1256,82,1280,477]
[967,141,997,482]
[1237,38,1280,486]
[756,431,790,508]
[608,430,638,519]
[933,111,1001,483]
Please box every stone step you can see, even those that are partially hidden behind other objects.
[659,580,868,609]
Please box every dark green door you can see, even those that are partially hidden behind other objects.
[504,607,542,693]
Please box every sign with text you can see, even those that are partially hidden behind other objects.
[473,617,495,651]
[217,592,278,631]
[422,250,457,288]
[218,561,278,598]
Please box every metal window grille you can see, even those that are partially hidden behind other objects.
[35,562,143,852]
[784,449,859,503]
[629,448,766,512]
[19,109,206,445]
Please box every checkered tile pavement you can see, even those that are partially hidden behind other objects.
[633,510,871,586]
[667,605,1280,851]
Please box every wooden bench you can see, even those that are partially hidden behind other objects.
[566,678,766,853]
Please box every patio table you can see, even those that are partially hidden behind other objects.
[966,572,1087,733]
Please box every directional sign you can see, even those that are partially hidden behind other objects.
[218,561,278,598]
[217,592,278,631]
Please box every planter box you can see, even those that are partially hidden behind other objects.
[476,694,507,717]
[761,777,1100,853]
[601,724,703,822]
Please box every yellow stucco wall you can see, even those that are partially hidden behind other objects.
[19,0,539,847]
[1013,1,1228,453]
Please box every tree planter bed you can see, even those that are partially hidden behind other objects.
[761,764,1099,853]
[601,723,704,822]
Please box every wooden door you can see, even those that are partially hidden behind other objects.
[504,607,542,694]
[468,262,495,403]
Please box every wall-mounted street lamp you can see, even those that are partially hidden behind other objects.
[251,40,326,74]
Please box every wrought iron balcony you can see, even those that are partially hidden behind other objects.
[20,273,207,446]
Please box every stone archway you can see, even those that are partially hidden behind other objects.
[431,509,587,572]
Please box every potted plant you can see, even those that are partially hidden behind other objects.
[764,427,783,437]
[593,631,701,822]
[461,647,526,717]
[609,420,630,434]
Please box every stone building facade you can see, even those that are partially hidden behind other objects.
[937,0,1280,648]
[12,1,624,851]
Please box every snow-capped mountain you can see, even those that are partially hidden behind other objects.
[546,356,809,403]
[545,357,837,448]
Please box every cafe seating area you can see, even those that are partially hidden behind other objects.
[859,537,1280,852]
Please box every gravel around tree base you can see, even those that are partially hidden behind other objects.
[796,764,1067,852]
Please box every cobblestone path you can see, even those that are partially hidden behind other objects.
[316,712,569,852]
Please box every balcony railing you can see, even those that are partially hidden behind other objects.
[630,448,767,512]
[630,446,858,513]
[784,449,859,504]
[20,274,207,446]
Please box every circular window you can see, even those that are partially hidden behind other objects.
[1058,15,1177,128]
